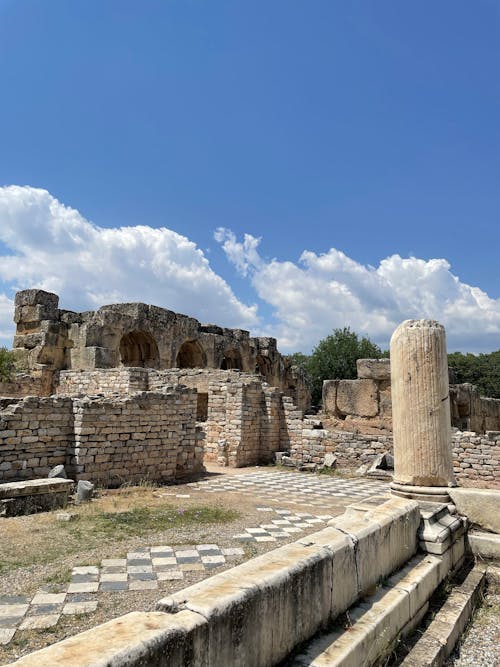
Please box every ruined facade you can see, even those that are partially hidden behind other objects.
[322,358,500,434]
[11,289,309,409]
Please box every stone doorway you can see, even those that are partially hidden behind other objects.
[220,349,243,370]
[176,340,207,368]
[119,331,160,368]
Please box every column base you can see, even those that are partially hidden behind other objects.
[390,482,452,504]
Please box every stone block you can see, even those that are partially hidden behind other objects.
[356,358,391,380]
[449,487,500,534]
[158,540,335,666]
[322,380,338,415]
[336,379,379,418]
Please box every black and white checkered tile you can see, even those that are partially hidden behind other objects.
[189,471,389,507]
[234,507,333,542]
[0,544,244,646]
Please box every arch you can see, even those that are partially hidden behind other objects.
[176,340,207,369]
[255,354,271,377]
[119,331,159,368]
[220,348,243,370]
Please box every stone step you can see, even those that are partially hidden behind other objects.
[290,552,451,667]
[400,564,487,666]
[467,530,500,559]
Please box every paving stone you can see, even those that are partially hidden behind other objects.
[67,582,99,594]
[151,557,177,567]
[127,552,149,560]
[175,549,199,559]
[101,559,127,567]
[0,604,29,618]
[28,603,64,616]
[0,628,16,645]
[19,614,60,630]
[0,596,30,605]
[127,565,153,574]
[128,572,157,581]
[150,546,174,555]
[127,558,152,567]
[100,573,128,582]
[62,601,98,615]
[99,581,128,592]
[70,574,99,583]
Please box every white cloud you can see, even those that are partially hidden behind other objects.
[215,229,500,353]
[0,186,258,347]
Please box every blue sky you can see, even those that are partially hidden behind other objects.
[0,0,499,353]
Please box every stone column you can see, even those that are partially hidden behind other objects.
[390,319,456,503]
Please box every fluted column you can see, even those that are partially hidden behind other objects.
[390,319,456,503]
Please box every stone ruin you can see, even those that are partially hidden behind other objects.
[7,289,309,409]
[4,318,498,667]
[0,289,499,489]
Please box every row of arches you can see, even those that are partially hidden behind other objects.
[118,331,270,373]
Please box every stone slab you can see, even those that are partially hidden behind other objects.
[449,487,500,534]
[0,478,73,500]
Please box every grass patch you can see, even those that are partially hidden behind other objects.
[79,504,239,539]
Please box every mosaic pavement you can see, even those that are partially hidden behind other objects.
[188,470,390,507]
[234,507,333,542]
[0,544,244,645]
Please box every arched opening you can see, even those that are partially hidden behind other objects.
[255,354,271,378]
[119,331,160,368]
[176,340,207,368]
[220,349,243,370]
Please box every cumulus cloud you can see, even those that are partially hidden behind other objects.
[214,228,500,353]
[0,186,258,346]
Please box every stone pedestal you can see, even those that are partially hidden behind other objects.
[390,319,456,503]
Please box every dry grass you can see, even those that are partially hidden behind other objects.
[0,485,239,578]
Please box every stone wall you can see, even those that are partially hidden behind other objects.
[0,388,199,484]
[288,419,500,488]
[452,431,500,487]
[11,289,310,410]
[71,389,198,485]
[0,397,74,481]
[322,358,500,434]
[57,368,149,396]
[0,371,53,398]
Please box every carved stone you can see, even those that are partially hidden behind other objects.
[390,319,456,501]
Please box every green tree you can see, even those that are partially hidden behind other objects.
[289,328,384,406]
[448,350,500,398]
[0,347,16,382]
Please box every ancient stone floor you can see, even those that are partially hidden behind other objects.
[0,471,391,650]
[0,544,246,645]
[187,470,389,508]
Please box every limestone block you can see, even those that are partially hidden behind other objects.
[336,379,378,418]
[449,488,500,534]
[467,531,500,559]
[6,610,207,667]
[356,358,391,381]
[322,380,338,415]
[159,540,335,667]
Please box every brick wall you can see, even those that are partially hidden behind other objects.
[56,369,149,395]
[0,397,74,481]
[452,431,500,487]
[0,388,199,484]
[70,389,198,485]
